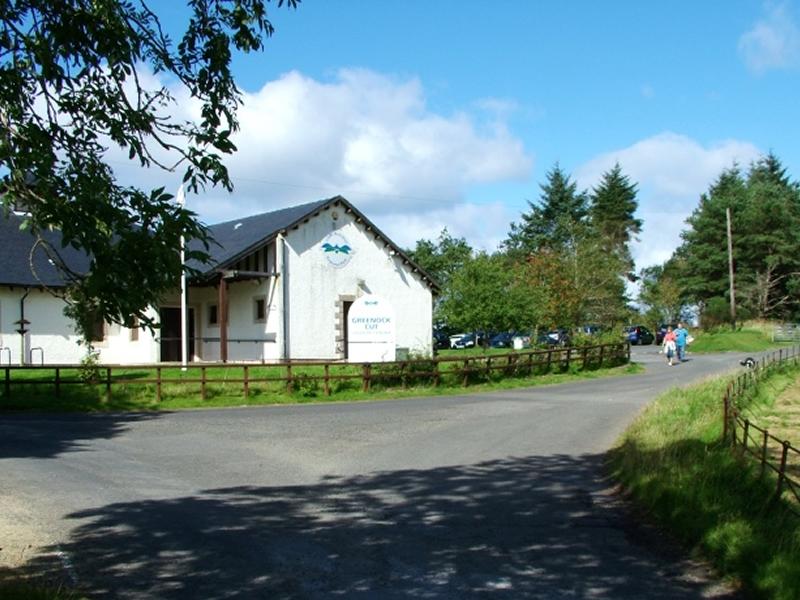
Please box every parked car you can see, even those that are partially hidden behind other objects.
[433,330,450,350]
[579,324,602,335]
[537,328,571,347]
[449,333,468,349]
[655,323,678,345]
[489,331,515,348]
[624,325,654,345]
[452,331,491,349]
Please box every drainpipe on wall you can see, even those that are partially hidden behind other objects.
[278,232,290,361]
[15,288,30,366]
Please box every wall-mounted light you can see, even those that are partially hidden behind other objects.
[331,210,339,221]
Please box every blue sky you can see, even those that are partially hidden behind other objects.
[140,1,800,273]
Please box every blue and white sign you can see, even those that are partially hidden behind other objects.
[321,231,353,268]
[347,294,396,362]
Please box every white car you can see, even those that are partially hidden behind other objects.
[449,333,468,349]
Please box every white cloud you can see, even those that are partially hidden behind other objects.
[575,132,762,270]
[189,68,533,223]
[739,2,800,73]
[107,67,533,239]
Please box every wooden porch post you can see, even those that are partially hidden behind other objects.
[219,275,228,363]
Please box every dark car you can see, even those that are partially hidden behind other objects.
[655,323,678,345]
[624,325,654,345]
[433,330,450,350]
[452,331,492,349]
[489,331,515,348]
[537,328,571,347]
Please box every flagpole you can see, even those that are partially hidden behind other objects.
[177,184,188,371]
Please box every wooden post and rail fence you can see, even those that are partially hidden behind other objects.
[1,341,629,403]
[723,345,800,511]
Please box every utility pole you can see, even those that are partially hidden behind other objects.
[726,206,736,330]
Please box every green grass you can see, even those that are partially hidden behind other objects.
[0,347,638,412]
[689,326,789,353]
[610,363,800,599]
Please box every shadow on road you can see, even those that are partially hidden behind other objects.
[11,454,731,599]
[0,413,163,459]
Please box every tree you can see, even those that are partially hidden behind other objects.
[676,155,800,321]
[505,163,588,255]
[438,252,534,339]
[638,264,684,325]
[588,162,641,277]
[406,228,473,293]
[0,0,298,342]
[677,166,748,309]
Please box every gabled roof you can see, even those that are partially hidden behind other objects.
[186,198,330,274]
[190,195,440,291]
[0,212,91,287]
[1,196,440,292]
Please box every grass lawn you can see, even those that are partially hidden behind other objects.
[689,324,795,354]
[610,362,800,599]
[0,345,637,412]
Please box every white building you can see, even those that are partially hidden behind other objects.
[0,196,436,365]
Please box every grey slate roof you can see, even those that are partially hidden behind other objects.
[186,197,330,275]
[0,212,91,287]
[1,196,439,291]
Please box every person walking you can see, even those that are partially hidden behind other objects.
[674,322,689,362]
[662,326,677,366]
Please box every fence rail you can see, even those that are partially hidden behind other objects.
[723,345,800,511]
[1,342,630,404]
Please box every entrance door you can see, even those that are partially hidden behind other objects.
[159,307,195,362]
[342,300,353,359]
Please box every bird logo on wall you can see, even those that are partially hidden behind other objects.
[321,232,354,268]
[322,242,352,255]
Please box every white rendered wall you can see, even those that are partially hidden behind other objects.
[284,210,433,360]
[0,287,158,365]
[180,281,281,363]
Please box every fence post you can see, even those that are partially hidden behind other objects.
[723,389,729,442]
[55,367,61,398]
[286,363,293,394]
[463,359,469,387]
[760,428,769,478]
[546,349,552,372]
[582,347,588,370]
[243,365,249,400]
[485,357,492,380]
[156,367,162,402]
[3,367,8,398]
[776,440,790,497]
[362,363,371,392]
[742,419,750,454]
[105,367,111,402]
[433,358,440,387]
[324,364,331,396]
[598,345,605,369]
[201,366,207,400]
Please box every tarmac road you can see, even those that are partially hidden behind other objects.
[0,346,753,599]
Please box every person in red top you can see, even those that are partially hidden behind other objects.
[662,326,677,366]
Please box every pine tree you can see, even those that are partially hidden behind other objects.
[505,163,588,255]
[678,166,748,308]
[589,163,642,256]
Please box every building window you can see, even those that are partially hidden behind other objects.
[208,304,218,326]
[253,296,266,323]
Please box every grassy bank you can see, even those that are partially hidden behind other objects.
[609,363,800,599]
[689,322,792,354]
